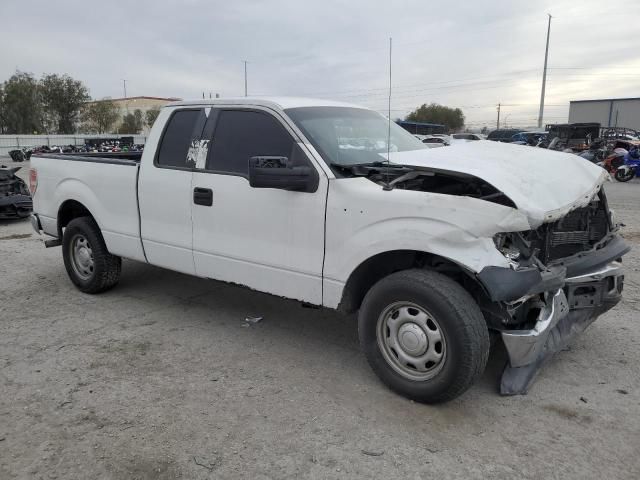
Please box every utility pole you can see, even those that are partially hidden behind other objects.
[243,61,248,97]
[496,103,501,130]
[537,14,552,129]
[122,79,129,113]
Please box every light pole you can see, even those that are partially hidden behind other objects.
[537,14,552,129]
[243,61,248,97]
[122,79,129,113]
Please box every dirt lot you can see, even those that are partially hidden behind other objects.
[1,158,639,479]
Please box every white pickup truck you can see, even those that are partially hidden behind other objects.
[29,97,629,402]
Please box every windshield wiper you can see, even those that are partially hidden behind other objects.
[330,161,412,181]
[330,161,405,170]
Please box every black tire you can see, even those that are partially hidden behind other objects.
[358,269,489,403]
[62,216,121,293]
[614,169,634,182]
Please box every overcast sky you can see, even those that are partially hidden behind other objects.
[2,0,639,128]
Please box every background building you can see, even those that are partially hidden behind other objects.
[568,97,640,131]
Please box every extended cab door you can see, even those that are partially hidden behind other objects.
[138,107,207,275]
[191,107,328,304]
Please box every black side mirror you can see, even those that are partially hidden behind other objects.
[248,156,319,192]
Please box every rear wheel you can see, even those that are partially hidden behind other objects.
[358,269,489,403]
[62,216,121,293]
[614,169,635,182]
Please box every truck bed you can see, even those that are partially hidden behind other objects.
[31,153,145,262]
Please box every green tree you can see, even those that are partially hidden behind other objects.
[40,73,90,133]
[82,99,120,133]
[2,71,42,134]
[145,106,161,129]
[119,109,144,133]
[405,103,465,132]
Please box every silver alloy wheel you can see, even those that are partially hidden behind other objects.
[69,233,94,280]
[376,301,447,381]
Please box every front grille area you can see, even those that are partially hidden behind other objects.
[526,191,610,263]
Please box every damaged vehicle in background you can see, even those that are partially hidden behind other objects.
[29,98,629,403]
[421,134,451,148]
[451,133,485,141]
[0,166,32,219]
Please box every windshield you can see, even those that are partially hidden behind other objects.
[285,107,426,166]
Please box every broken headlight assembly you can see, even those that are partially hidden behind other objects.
[493,233,523,266]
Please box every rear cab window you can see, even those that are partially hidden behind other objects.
[156,109,207,169]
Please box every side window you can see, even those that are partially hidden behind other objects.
[207,110,295,175]
[156,109,206,168]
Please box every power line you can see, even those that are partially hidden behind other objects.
[288,68,541,98]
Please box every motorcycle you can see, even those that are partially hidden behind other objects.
[597,148,627,176]
[577,138,607,163]
[614,147,640,182]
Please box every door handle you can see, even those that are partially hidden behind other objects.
[193,187,213,206]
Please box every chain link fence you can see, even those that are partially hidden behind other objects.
[0,134,147,156]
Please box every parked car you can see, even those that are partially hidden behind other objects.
[510,131,547,146]
[451,133,485,141]
[29,97,629,403]
[421,135,450,147]
[487,129,525,142]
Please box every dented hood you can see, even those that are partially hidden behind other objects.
[388,141,608,228]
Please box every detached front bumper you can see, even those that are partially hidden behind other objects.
[498,260,625,395]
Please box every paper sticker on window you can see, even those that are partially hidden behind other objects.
[186,139,210,169]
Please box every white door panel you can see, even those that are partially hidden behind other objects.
[192,173,327,303]
[138,107,207,275]
[139,167,194,274]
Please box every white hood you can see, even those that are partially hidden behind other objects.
[388,141,608,228]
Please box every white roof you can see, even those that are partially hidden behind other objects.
[169,96,365,110]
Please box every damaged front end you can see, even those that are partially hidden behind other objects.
[477,189,629,394]
[0,166,33,219]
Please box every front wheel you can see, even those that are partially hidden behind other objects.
[358,269,489,403]
[62,216,121,293]
[614,168,635,182]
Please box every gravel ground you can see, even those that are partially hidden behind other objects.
[1,158,639,479]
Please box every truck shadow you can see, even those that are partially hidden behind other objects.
[113,259,509,402]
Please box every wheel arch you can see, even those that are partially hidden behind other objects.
[337,249,489,314]
[57,199,96,238]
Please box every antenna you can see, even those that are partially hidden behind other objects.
[384,37,392,190]
[386,37,392,163]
